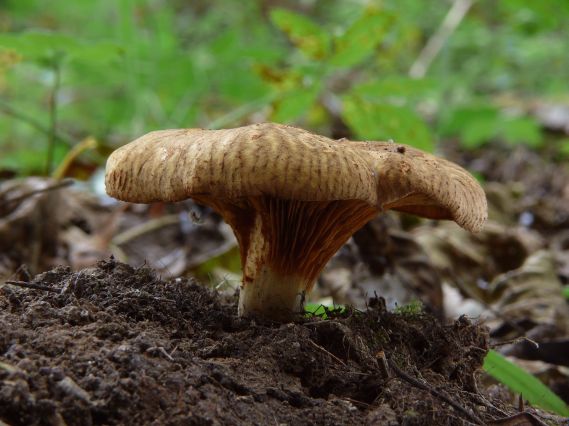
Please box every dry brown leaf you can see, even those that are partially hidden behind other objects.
[414,221,542,304]
[319,215,443,315]
[0,178,66,275]
[488,250,569,340]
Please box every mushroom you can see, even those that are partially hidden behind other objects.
[105,123,487,321]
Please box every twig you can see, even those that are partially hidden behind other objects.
[303,320,343,327]
[4,179,74,208]
[3,280,60,293]
[409,0,473,78]
[52,136,97,180]
[375,350,391,378]
[57,376,92,402]
[342,397,371,408]
[6,265,31,282]
[60,270,83,295]
[112,214,181,245]
[0,100,73,147]
[46,61,62,175]
[464,391,509,418]
[0,360,22,374]
[491,336,539,350]
[387,359,484,425]
[186,238,238,269]
[488,412,549,426]
[307,339,347,367]
[146,346,175,362]
[123,290,177,304]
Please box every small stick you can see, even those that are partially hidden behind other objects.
[112,214,181,245]
[12,265,32,282]
[491,337,539,350]
[307,339,347,367]
[3,280,60,293]
[375,350,391,378]
[146,346,175,362]
[60,271,84,295]
[387,359,484,425]
[464,391,509,418]
[0,100,74,148]
[342,397,371,408]
[409,0,473,78]
[4,179,74,208]
[518,394,524,413]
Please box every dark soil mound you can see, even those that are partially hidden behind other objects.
[0,260,513,425]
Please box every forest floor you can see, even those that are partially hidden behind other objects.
[0,259,543,425]
[1,143,568,425]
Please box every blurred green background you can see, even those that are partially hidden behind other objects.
[1,0,568,176]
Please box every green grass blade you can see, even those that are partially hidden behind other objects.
[483,349,569,416]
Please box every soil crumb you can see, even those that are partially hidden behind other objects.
[0,260,526,425]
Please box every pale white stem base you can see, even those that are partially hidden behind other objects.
[238,265,308,321]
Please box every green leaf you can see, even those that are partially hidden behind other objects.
[0,32,123,65]
[329,9,388,67]
[501,116,543,148]
[351,76,436,101]
[304,303,345,319]
[563,285,569,300]
[343,96,434,151]
[439,106,500,149]
[272,83,321,123]
[0,32,78,59]
[483,350,569,416]
[70,41,124,65]
[270,9,331,60]
[440,106,544,149]
[193,246,242,277]
[0,142,68,176]
[560,139,569,158]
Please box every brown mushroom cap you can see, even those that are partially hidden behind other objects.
[105,122,487,232]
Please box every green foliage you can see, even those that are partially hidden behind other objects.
[343,97,434,151]
[193,246,242,280]
[304,303,345,319]
[272,82,322,123]
[0,0,567,174]
[265,5,436,149]
[0,32,123,66]
[483,350,569,416]
[563,285,569,300]
[270,9,331,60]
[559,140,569,159]
[393,300,424,316]
[329,9,389,68]
[439,106,543,149]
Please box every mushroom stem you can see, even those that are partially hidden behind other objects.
[211,197,378,321]
[238,266,307,321]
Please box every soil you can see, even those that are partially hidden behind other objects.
[0,259,545,426]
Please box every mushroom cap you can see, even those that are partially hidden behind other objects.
[105,122,487,232]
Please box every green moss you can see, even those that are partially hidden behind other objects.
[393,300,424,316]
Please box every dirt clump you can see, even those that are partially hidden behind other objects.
[0,260,519,425]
